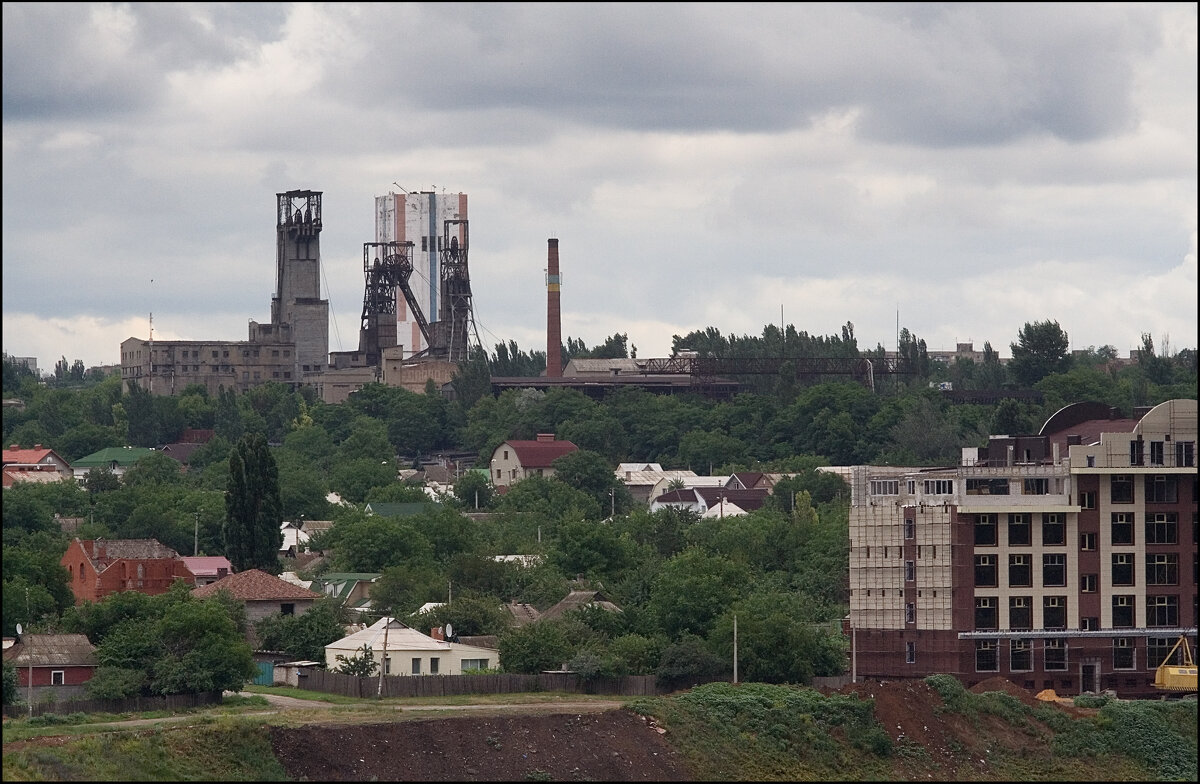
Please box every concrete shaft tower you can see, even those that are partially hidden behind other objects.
[274,190,330,377]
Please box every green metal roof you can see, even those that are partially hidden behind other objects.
[72,447,159,467]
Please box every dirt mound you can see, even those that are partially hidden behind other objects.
[270,709,690,782]
[970,676,1040,707]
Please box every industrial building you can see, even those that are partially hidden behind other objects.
[847,398,1197,698]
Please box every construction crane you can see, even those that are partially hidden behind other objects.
[1153,635,1197,694]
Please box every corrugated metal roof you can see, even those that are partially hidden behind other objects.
[3,634,97,667]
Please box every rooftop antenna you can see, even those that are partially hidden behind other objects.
[392,182,410,194]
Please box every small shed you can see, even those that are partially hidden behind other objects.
[273,660,323,687]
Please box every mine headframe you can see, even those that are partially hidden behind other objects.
[359,240,420,365]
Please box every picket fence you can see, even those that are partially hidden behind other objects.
[300,670,712,699]
[3,689,223,719]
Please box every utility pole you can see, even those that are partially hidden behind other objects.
[377,613,390,698]
[26,587,33,717]
[733,614,738,685]
[193,510,200,556]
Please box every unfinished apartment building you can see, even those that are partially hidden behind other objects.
[848,399,1197,698]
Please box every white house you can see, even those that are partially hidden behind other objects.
[324,617,496,675]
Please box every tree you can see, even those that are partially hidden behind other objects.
[499,620,576,674]
[334,644,377,677]
[3,661,20,705]
[649,548,751,639]
[224,433,283,574]
[1009,320,1071,386]
[254,598,348,662]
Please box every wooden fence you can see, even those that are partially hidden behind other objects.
[300,670,689,699]
[3,689,223,719]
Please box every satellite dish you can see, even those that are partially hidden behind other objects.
[15,623,23,636]
[444,623,454,639]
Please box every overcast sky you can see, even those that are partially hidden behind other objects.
[3,3,1196,371]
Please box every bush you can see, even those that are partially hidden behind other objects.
[85,666,149,699]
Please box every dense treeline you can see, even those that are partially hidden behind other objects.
[2,320,1195,686]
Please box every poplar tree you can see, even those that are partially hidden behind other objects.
[224,433,283,574]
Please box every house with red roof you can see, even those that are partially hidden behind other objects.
[61,538,196,604]
[487,434,578,492]
[180,556,233,587]
[2,444,73,487]
[191,568,323,626]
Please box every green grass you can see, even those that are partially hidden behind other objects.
[244,683,628,707]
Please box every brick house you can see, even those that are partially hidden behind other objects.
[3,633,98,701]
[2,444,74,486]
[488,434,578,492]
[62,538,195,605]
[191,569,323,627]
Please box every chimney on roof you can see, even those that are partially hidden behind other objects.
[430,627,444,641]
[34,444,42,449]
[536,433,554,442]
[546,238,562,378]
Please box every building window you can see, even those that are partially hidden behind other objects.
[1147,554,1178,586]
[1044,639,1068,671]
[281,603,295,616]
[1111,513,1134,545]
[975,554,997,587]
[1110,474,1134,504]
[1043,554,1066,587]
[1009,596,1032,630]
[966,478,1008,495]
[1174,441,1194,467]
[870,479,899,495]
[905,642,916,664]
[1130,439,1144,466]
[975,597,997,630]
[1081,617,1098,631]
[974,514,997,546]
[924,479,953,495]
[430,657,439,675]
[383,657,391,674]
[411,657,422,675]
[1149,440,1164,466]
[1079,532,1096,551]
[1146,475,1178,504]
[1009,554,1032,587]
[975,641,998,672]
[1113,638,1135,670]
[1112,595,1135,628]
[1146,513,1178,545]
[1079,491,1096,510]
[1081,573,1097,593]
[1112,553,1134,586]
[1043,596,1066,629]
[1147,595,1178,627]
[905,603,915,624]
[51,670,65,685]
[461,658,488,671]
[904,519,915,540]
[1010,639,1032,671]
[1023,478,1049,495]
[905,560,915,582]
[1147,637,1177,669]
[1007,513,1031,546]
[1042,513,1065,545]
[272,350,280,357]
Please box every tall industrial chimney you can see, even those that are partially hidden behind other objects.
[546,238,562,377]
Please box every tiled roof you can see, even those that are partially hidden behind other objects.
[78,538,181,570]
[158,442,204,463]
[2,446,64,466]
[3,634,97,667]
[191,569,322,601]
[504,439,579,468]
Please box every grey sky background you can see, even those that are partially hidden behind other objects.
[3,3,1196,370]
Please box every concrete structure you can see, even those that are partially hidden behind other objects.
[325,617,496,675]
[4,634,98,701]
[488,434,578,490]
[121,190,329,396]
[62,538,195,604]
[546,238,562,377]
[2,353,40,378]
[847,399,1197,699]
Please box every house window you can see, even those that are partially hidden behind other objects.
[383,657,391,674]
[1023,478,1049,495]
[281,603,295,616]
[904,560,915,582]
[51,670,65,685]
[1079,491,1096,510]
[975,554,997,587]
[905,642,916,664]
[1147,554,1178,586]
[1009,554,1032,587]
[461,658,489,671]
[495,469,501,480]
[1112,553,1134,586]
[905,603,915,624]
[1007,513,1031,546]
[1146,475,1178,504]
[974,514,997,546]
[1009,596,1032,630]
[1147,595,1178,627]
[1010,639,1032,671]
[1042,513,1065,545]
[1081,573,1097,593]
[1043,596,1066,629]
[1113,638,1135,670]
[1044,639,1068,671]
[975,597,997,630]
[503,450,509,460]
[975,641,998,672]
[1079,533,1096,551]
[1110,475,1134,504]
[1043,554,1066,587]
[430,657,439,675]
[411,657,422,675]
[1112,595,1135,628]
[1146,513,1177,545]
[1111,513,1134,545]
